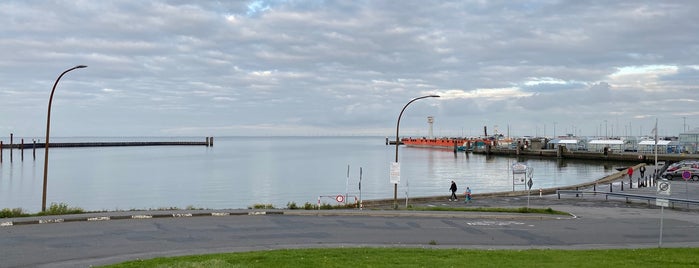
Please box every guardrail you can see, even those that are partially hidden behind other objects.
[556,190,699,209]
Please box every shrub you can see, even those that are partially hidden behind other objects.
[286,202,298,209]
[303,202,316,210]
[250,203,275,209]
[0,208,25,218]
[38,203,83,216]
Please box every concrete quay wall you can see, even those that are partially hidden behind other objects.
[472,148,698,163]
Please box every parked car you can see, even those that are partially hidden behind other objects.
[662,160,699,181]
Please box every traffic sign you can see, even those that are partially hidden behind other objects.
[390,162,400,183]
[682,170,691,181]
[656,198,669,207]
[527,178,533,190]
[657,181,671,196]
[336,195,344,203]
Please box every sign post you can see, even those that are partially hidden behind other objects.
[683,170,690,209]
[656,180,671,247]
[390,162,400,209]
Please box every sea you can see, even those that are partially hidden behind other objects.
[0,136,628,213]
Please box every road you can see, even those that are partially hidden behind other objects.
[1,178,698,268]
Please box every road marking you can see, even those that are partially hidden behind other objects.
[132,215,153,219]
[0,222,12,227]
[212,212,230,216]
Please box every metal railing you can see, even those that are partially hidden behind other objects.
[556,190,699,208]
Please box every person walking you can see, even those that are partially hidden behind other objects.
[627,166,634,179]
[449,181,458,201]
[639,165,646,178]
[464,187,472,203]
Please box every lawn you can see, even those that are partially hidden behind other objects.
[100,247,699,267]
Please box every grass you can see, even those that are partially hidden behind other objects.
[99,247,699,267]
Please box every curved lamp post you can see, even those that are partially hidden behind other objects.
[42,65,87,212]
[393,94,440,209]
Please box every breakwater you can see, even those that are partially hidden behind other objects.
[0,137,212,163]
[1,141,208,149]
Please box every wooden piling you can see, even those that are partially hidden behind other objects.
[9,133,12,162]
[0,141,3,163]
[20,138,24,161]
[206,137,209,147]
[210,137,214,147]
[33,139,36,160]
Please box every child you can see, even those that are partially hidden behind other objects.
[464,187,472,203]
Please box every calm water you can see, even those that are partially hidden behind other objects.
[0,136,625,212]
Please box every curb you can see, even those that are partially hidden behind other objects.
[1,211,284,227]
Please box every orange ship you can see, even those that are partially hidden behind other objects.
[400,137,496,150]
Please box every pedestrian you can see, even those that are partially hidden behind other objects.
[464,187,472,203]
[639,166,646,178]
[627,166,634,179]
[449,180,458,201]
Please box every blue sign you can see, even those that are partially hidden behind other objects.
[682,170,691,181]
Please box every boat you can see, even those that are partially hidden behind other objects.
[400,137,495,150]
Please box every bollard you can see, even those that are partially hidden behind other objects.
[576,187,579,197]
[539,188,542,197]
[629,177,632,189]
[10,133,13,162]
[621,181,624,191]
[610,183,613,192]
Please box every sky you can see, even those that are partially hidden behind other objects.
[1,0,698,138]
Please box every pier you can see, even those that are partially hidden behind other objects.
[1,141,208,149]
[0,136,213,163]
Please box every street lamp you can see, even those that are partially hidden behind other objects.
[393,94,440,209]
[42,65,87,212]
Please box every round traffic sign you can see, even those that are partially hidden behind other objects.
[682,171,691,181]
[336,195,345,203]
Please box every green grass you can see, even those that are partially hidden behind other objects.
[99,247,699,267]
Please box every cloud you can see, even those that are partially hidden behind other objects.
[0,0,698,137]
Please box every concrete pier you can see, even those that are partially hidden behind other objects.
[0,141,208,149]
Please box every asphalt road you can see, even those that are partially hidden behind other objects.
[1,179,698,268]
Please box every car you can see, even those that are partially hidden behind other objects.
[662,160,699,181]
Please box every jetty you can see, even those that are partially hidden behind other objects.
[1,141,209,149]
[0,137,213,162]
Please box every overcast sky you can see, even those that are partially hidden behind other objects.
[1,1,698,138]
